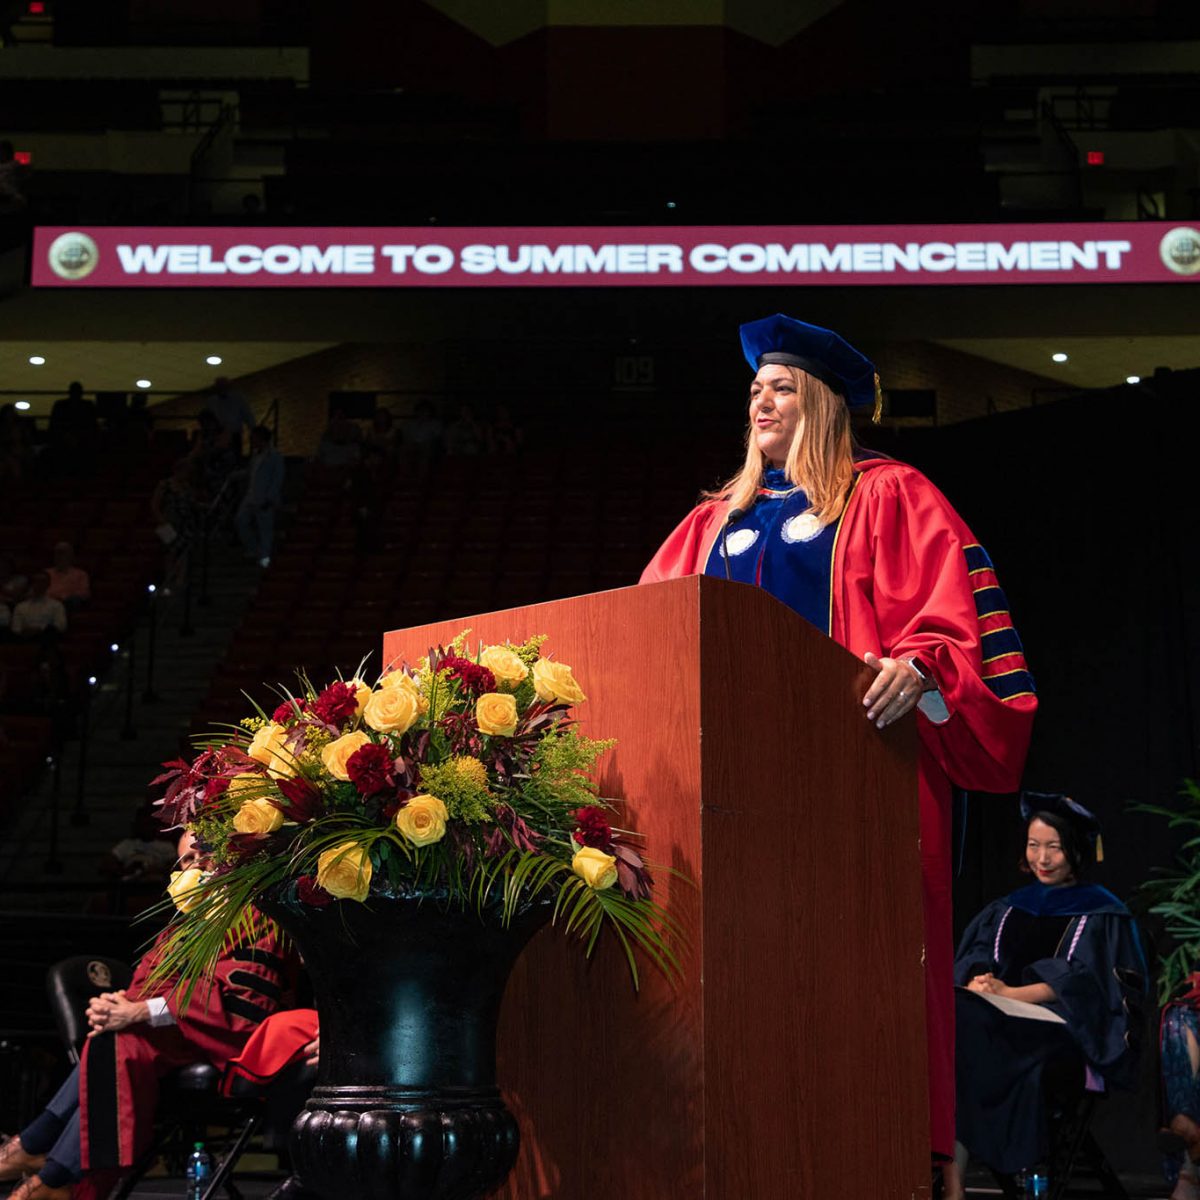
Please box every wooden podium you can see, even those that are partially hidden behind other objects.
[382,576,930,1199]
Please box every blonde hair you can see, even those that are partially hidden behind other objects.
[708,367,858,524]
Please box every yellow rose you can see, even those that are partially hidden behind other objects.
[380,670,429,710]
[572,846,618,890]
[531,659,586,705]
[395,794,449,847]
[321,730,371,781]
[350,679,372,716]
[315,842,373,902]
[247,722,297,779]
[363,685,420,734]
[232,797,285,836]
[475,692,518,737]
[479,646,528,689]
[167,866,206,913]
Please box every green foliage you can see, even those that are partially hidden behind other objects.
[420,758,495,824]
[521,726,616,814]
[1133,778,1200,1004]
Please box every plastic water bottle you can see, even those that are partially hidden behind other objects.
[185,1142,212,1200]
[1024,1168,1049,1199]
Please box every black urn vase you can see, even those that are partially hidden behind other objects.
[261,888,550,1200]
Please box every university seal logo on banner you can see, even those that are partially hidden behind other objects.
[47,231,100,280]
[1158,227,1200,276]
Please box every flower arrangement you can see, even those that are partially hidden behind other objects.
[150,633,682,991]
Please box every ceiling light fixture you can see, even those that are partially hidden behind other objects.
[206,355,223,366]
[28,355,45,365]
[14,400,31,411]
[1051,353,1068,363]
[1126,375,1141,385]
[136,379,152,389]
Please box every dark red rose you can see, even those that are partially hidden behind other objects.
[272,700,301,725]
[276,776,323,823]
[312,681,360,727]
[572,806,612,851]
[297,875,333,907]
[346,742,395,797]
[440,655,496,696]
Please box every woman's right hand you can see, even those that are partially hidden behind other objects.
[967,973,1000,995]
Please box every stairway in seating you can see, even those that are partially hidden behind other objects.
[0,542,261,908]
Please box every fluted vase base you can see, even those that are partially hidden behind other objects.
[293,1087,518,1200]
[259,888,550,1200]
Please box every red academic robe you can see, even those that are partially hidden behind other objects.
[641,456,1037,1157]
[80,922,290,1170]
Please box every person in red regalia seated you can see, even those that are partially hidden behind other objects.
[0,833,299,1200]
[640,313,1038,1199]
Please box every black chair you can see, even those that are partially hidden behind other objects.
[45,956,134,1064]
[1045,1086,1129,1200]
[44,956,275,1200]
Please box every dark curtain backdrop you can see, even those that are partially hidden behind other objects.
[872,376,1200,929]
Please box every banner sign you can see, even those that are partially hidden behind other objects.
[30,222,1200,288]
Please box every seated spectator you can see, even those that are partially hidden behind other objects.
[45,542,90,606]
[486,403,525,456]
[445,403,484,456]
[101,799,179,886]
[315,408,363,470]
[203,376,255,454]
[11,572,67,637]
[1158,977,1200,1200]
[364,407,402,462]
[0,832,295,1200]
[236,426,285,568]
[949,793,1147,1197]
[405,400,445,464]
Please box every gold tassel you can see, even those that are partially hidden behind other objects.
[1095,833,1104,863]
[872,372,883,424]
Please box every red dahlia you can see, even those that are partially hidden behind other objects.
[572,806,613,850]
[441,655,496,696]
[312,681,360,726]
[346,741,395,796]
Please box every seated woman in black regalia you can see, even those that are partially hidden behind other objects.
[951,792,1148,1192]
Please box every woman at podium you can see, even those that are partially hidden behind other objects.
[641,313,1038,1181]
[953,793,1146,1189]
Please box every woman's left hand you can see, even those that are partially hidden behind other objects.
[862,652,925,728]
